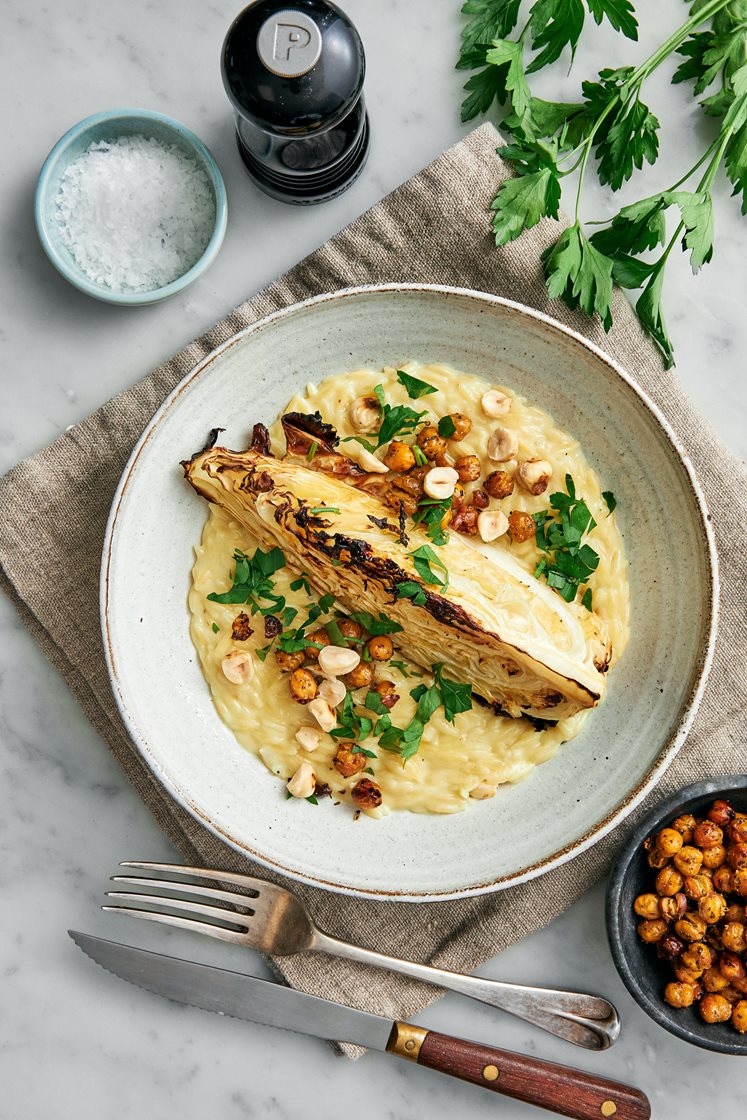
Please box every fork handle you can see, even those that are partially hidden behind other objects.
[313,932,618,1051]
[387,1023,650,1119]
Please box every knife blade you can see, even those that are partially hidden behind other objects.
[69,931,650,1120]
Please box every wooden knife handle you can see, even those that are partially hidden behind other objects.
[387,1023,651,1120]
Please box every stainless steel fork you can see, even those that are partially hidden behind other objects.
[103,861,620,1051]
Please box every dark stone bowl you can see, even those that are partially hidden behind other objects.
[606,775,747,1055]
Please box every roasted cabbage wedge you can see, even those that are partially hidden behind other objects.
[183,422,610,721]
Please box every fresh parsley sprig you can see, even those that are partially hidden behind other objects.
[459,0,744,366]
[396,369,438,398]
[532,475,600,606]
[207,547,286,615]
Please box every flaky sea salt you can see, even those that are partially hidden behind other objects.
[54,134,216,293]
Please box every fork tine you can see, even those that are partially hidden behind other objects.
[120,862,265,896]
[105,891,250,929]
[101,905,247,945]
[111,875,256,911]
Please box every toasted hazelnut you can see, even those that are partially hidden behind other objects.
[478,510,509,542]
[275,648,306,672]
[349,394,381,433]
[516,458,552,496]
[307,697,336,732]
[657,827,684,856]
[416,425,447,461]
[451,504,480,535]
[733,1001,747,1032]
[693,819,723,849]
[454,454,481,483]
[656,866,684,896]
[470,781,497,800]
[507,510,536,543]
[484,470,514,499]
[674,845,703,876]
[289,668,317,703]
[318,677,347,708]
[318,644,361,678]
[633,893,661,920]
[333,745,367,778]
[295,727,322,753]
[221,650,255,685]
[351,776,383,810]
[345,442,388,474]
[699,993,732,1024]
[287,761,316,799]
[367,635,394,662]
[230,612,253,641]
[372,679,399,708]
[383,440,416,472]
[472,488,489,510]
[664,981,697,1009]
[423,466,459,500]
[481,389,512,418]
[487,426,519,462]
[343,661,375,689]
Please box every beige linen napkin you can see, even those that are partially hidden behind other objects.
[2,123,745,1057]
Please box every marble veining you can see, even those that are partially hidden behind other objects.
[1,1,745,1117]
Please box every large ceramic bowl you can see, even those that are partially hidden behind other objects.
[101,285,718,900]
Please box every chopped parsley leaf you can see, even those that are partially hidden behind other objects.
[390,659,422,678]
[437,415,457,439]
[409,544,449,589]
[290,574,311,594]
[211,622,219,633]
[533,475,600,604]
[602,490,617,515]
[306,441,318,462]
[413,494,452,547]
[581,587,593,611]
[207,546,286,614]
[256,643,274,661]
[348,610,403,636]
[432,662,472,723]
[370,383,428,446]
[341,435,377,453]
[396,369,438,399]
[396,581,428,607]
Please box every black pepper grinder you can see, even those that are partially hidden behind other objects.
[221,0,370,204]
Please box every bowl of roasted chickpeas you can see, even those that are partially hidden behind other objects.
[606,776,747,1055]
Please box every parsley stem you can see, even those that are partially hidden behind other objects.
[630,0,732,85]
[666,137,722,192]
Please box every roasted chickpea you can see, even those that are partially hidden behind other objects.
[699,993,732,1024]
[444,412,472,441]
[672,813,697,843]
[647,847,671,870]
[333,745,367,778]
[732,1001,747,1033]
[698,892,727,924]
[664,981,697,1009]
[638,919,668,943]
[454,454,481,483]
[656,827,684,856]
[682,942,715,973]
[683,873,712,901]
[371,679,399,709]
[722,922,747,953]
[693,819,723,849]
[484,469,514,499]
[675,913,708,942]
[416,425,447,461]
[343,661,375,690]
[452,482,466,507]
[392,470,425,501]
[701,844,726,870]
[728,843,747,870]
[725,903,747,923]
[656,866,684,896]
[366,635,393,662]
[351,776,382,810]
[719,950,747,983]
[713,865,735,893]
[275,648,306,672]
[734,868,747,897]
[728,817,747,845]
[337,618,364,641]
[634,893,661,919]
[451,504,480,536]
[659,894,688,922]
[658,932,686,960]
[472,488,489,510]
[674,961,704,984]
[702,966,730,993]
[721,984,743,1004]
[289,668,318,703]
[303,628,330,661]
[507,510,535,543]
[383,440,416,473]
[708,799,736,826]
[674,845,703,876]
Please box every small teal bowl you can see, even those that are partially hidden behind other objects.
[35,109,228,305]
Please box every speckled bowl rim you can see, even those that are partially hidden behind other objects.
[101,284,719,901]
[34,108,228,305]
[606,776,747,1055]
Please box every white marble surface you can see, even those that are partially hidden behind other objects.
[1,2,745,1117]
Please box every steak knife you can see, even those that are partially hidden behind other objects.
[69,931,650,1120]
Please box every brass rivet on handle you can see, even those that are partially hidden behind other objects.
[600,1102,617,1117]
[482,1064,500,1081]
[404,1040,416,1051]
